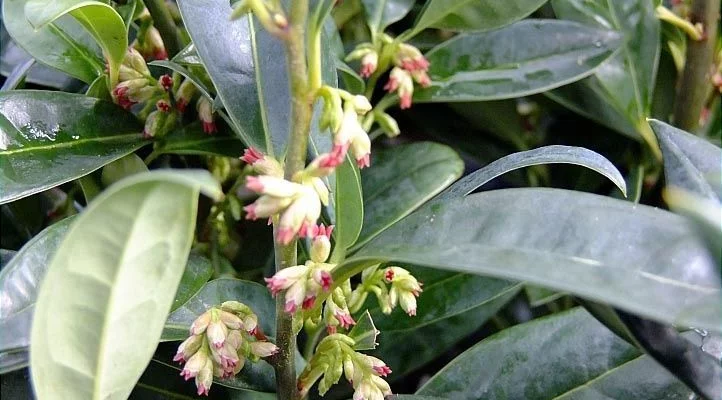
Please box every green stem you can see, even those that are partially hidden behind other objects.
[272,1,313,399]
[672,0,720,132]
[142,0,184,58]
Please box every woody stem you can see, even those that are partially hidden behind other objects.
[273,1,313,399]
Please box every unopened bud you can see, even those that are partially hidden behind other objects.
[175,79,197,113]
[197,97,217,134]
[360,51,378,78]
[376,112,400,137]
[159,74,173,91]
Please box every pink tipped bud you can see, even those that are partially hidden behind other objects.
[174,334,204,363]
[313,269,333,291]
[246,175,300,198]
[357,154,371,169]
[156,99,171,113]
[241,147,264,164]
[196,97,216,134]
[220,311,244,330]
[360,52,378,78]
[384,268,395,282]
[336,312,355,329]
[265,265,309,296]
[411,70,431,88]
[373,365,392,377]
[277,227,297,245]
[159,74,173,91]
[206,320,228,349]
[190,311,212,335]
[175,79,197,113]
[180,350,208,380]
[251,341,279,358]
[302,295,316,310]
[284,300,298,313]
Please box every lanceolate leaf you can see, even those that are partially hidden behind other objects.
[416,308,695,399]
[332,155,364,252]
[414,20,623,102]
[25,0,128,86]
[2,0,104,83]
[350,142,463,252]
[434,145,627,201]
[367,266,521,378]
[406,0,546,37]
[0,91,146,205]
[549,0,660,141]
[361,0,415,36]
[650,119,722,202]
[30,170,222,400]
[340,189,722,332]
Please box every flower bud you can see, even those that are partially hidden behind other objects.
[119,48,150,81]
[190,311,211,335]
[244,195,294,220]
[310,224,333,263]
[175,79,197,113]
[360,51,378,78]
[220,310,244,330]
[246,175,302,198]
[195,358,213,396]
[196,97,217,134]
[396,43,429,72]
[112,78,156,109]
[376,111,400,137]
[351,95,372,115]
[384,67,414,109]
[319,87,344,133]
[143,109,176,138]
[264,264,309,296]
[174,334,204,362]
[180,348,209,380]
[250,341,279,358]
[133,25,168,60]
[241,148,284,177]
[206,318,228,349]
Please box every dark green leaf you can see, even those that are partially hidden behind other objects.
[2,0,103,83]
[157,121,245,158]
[549,0,660,140]
[350,142,463,252]
[368,266,520,377]
[416,308,693,399]
[341,188,722,331]
[24,0,128,86]
[30,170,222,399]
[414,20,623,102]
[162,278,276,341]
[616,310,722,399]
[525,286,564,307]
[434,145,627,201]
[663,187,722,258]
[361,0,415,35]
[407,0,546,37]
[160,278,277,392]
[171,252,213,312]
[650,119,722,202]
[0,90,146,204]
[336,58,365,94]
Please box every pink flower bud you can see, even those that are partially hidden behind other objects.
[174,334,204,363]
[180,349,208,380]
[220,311,243,330]
[196,97,216,134]
[159,74,173,91]
[156,99,171,113]
[360,52,378,78]
[284,279,307,313]
[250,341,279,358]
[174,79,197,113]
[244,195,293,220]
[190,311,211,335]
[194,357,213,395]
[264,264,309,296]
[246,175,301,198]
[206,319,228,348]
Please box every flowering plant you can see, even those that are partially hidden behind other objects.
[0,0,720,399]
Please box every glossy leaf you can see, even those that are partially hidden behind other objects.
[340,188,722,332]
[25,0,128,86]
[2,0,103,83]
[361,0,415,35]
[350,142,463,252]
[333,155,364,252]
[0,91,146,204]
[616,310,722,399]
[170,253,213,312]
[549,0,660,140]
[160,278,277,392]
[407,0,546,37]
[651,119,722,202]
[368,266,521,377]
[156,121,245,158]
[414,20,623,102]
[416,308,694,399]
[525,286,564,307]
[172,43,202,66]
[30,170,222,400]
[434,145,627,202]
[162,278,276,341]
[664,187,722,258]
[177,0,279,154]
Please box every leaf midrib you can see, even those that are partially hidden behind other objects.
[0,133,144,155]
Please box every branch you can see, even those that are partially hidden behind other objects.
[142,0,184,58]
[274,1,313,399]
[672,0,720,132]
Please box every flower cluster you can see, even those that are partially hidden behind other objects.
[174,301,278,396]
[347,38,431,109]
[132,24,168,61]
[242,147,336,243]
[317,86,374,168]
[298,334,392,400]
[264,224,335,312]
[111,48,217,137]
[347,265,423,317]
